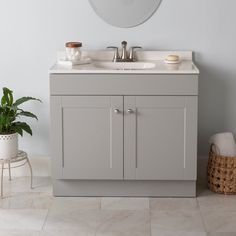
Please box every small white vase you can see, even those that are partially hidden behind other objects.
[0,133,18,160]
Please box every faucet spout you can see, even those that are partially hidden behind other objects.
[121,41,128,61]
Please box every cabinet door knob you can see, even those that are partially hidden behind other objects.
[114,109,120,114]
[127,109,134,114]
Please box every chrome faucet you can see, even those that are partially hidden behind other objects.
[121,41,128,61]
[107,41,142,62]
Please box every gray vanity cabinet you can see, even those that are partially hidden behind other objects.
[50,73,198,197]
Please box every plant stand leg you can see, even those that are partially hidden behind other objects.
[1,163,4,198]
[27,157,33,189]
[8,162,11,181]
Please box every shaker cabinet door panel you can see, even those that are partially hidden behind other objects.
[124,96,197,180]
[61,96,123,179]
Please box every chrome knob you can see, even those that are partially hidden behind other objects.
[127,109,134,114]
[114,109,120,114]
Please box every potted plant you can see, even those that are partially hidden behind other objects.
[0,87,41,160]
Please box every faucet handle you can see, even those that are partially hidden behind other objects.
[129,46,142,61]
[107,46,120,62]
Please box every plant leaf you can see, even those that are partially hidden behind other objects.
[13,97,42,107]
[1,95,6,107]
[12,122,32,136]
[17,110,38,120]
[0,115,3,133]
[2,87,13,106]
[11,126,23,136]
[7,88,13,106]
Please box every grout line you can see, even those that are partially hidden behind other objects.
[99,197,102,210]
[41,208,50,233]
[149,198,152,236]
[196,197,208,234]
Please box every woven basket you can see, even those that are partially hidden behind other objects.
[207,144,236,194]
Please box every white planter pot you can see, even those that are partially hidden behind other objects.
[0,133,18,160]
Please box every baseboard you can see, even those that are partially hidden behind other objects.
[197,155,208,186]
[5,155,208,180]
[4,155,51,177]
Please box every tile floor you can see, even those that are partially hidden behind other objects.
[0,177,236,236]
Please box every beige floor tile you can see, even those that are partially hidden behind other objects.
[198,193,236,212]
[201,210,236,233]
[96,210,150,236]
[4,177,52,194]
[45,207,150,236]
[40,229,95,236]
[0,195,11,208]
[101,197,149,210]
[50,197,101,211]
[0,209,48,230]
[0,231,40,236]
[44,209,100,231]
[151,230,207,236]
[150,198,199,212]
[43,210,150,236]
[151,210,205,233]
[2,192,53,209]
[207,233,236,236]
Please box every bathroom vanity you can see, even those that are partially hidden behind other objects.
[50,51,199,197]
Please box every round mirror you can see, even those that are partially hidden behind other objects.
[89,0,162,28]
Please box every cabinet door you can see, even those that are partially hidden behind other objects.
[58,96,123,179]
[124,96,197,180]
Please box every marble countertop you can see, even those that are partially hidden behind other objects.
[50,60,199,75]
[50,51,200,75]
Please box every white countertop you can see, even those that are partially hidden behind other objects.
[50,51,200,75]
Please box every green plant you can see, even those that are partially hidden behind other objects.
[0,87,41,136]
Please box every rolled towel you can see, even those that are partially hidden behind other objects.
[209,132,236,157]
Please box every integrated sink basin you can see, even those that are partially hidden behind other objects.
[93,62,156,70]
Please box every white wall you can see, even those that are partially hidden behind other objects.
[1,0,236,163]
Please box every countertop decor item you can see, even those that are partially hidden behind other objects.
[0,87,41,160]
[65,42,82,61]
[0,150,33,198]
[58,57,92,67]
[165,55,181,64]
[208,144,236,194]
